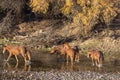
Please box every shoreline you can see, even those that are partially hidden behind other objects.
[1,70,120,80]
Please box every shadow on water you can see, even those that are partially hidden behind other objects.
[0,51,120,73]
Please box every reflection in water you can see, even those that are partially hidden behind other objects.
[1,51,120,73]
[2,62,31,71]
[60,63,74,71]
[1,60,120,73]
[59,63,103,72]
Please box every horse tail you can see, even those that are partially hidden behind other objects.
[99,51,104,61]
[73,46,79,53]
[24,47,28,54]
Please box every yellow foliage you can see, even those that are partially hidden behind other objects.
[103,7,117,23]
[72,0,117,35]
[30,0,49,13]
[60,0,73,15]
[77,0,91,7]
[66,0,73,6]
[28,0,118,36]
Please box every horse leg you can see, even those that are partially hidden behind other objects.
[66,55,69,64]
[70,56,74,65]
[21,53,27,63]
[77,55,80,62]
[75,55,79,62]
[14,55,18,62]
[98,57,102,67]
[91,58,95,66]
[7,53,12,62]
[75,55,77,62]
[23,56,26,63]
[95,59,98,66]
[14,62,18,68]
[27,51,31,61]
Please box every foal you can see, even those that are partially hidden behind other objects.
[87,50,104,67]
[3,45,31,63]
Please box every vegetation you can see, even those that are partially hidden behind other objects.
[0,0,118,36]
[30,0,49,14]
[0,0,119,60]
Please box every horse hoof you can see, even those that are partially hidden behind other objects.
[97,64,102,67]
[25,60,31,65]
[92,64,95,66]
[75,60,79,63]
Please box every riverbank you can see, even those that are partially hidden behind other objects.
[1,70,120,80]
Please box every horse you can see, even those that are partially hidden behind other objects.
[87,50,104,67]
[3,45,31,63]
[50,45,66,61]
[50,44,80,63]
[63,43,75,65]
[72,46,80,62]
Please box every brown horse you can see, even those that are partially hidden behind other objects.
[50,45,66,61]
[50,44,80,63]
[3,45,31,63]
[63,43,75,65]
[87,50,104,67]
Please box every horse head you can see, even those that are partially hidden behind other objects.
[50,46,57,54]
[2,46,7,54]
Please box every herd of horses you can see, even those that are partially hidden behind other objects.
[2,42,104,68]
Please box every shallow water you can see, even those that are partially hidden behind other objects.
[0,51,120,73]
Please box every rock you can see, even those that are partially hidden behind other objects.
[1,70,120,80]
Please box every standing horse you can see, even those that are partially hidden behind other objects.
[50,45,66,61]
[50,44,80,63]
[87,50,104,67]
[3,45,31,63]
[63,43,75,65]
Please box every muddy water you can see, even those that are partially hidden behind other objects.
[0,51,120,73]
